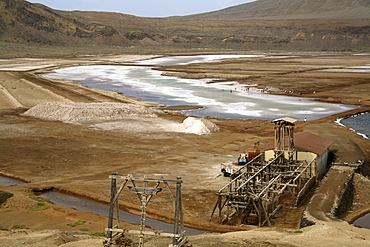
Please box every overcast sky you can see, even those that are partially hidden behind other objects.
[28,0,256,17]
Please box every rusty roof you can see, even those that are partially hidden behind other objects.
[264,132,334,155]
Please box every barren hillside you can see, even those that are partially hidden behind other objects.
[0,0,369,56]
[183,0,370,19]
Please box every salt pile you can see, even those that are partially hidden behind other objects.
[22,102,160,122]
[23,102,221,135]
[181,117,221,135]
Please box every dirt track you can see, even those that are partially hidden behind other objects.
[0,53,369,246]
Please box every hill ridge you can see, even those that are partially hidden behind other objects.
[0,0,369,54]
[182,0,370,20]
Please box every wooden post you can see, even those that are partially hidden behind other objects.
[139,193,147,247]
[217,195,222,223]
[237,207,243,225]
[258,199,262,227]
[107,172,117,240]
[173,177,182,246]
[105,174,187,247]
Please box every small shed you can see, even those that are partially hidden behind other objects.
[263,132,334,179]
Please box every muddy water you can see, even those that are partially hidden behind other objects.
[0,176,204,235]
[0,175,26,185]
[40,191,205,235]
[353,213,370,229]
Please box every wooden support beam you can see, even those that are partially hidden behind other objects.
[105,174,187,247]
[107,172,117,240]
[211,145,315,227]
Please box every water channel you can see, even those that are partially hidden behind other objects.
[353,213,370,229]
[2,174,368,230]
[0,176,204,235]
[0,176,26,186]
[40,191,204,235]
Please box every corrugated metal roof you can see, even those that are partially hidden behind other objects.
[264,132,334,155]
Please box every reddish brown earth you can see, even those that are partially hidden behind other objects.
[0,53,369,246]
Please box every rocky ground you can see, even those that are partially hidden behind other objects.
[0,53,369,246]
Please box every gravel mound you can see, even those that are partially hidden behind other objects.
[22,102,160,122]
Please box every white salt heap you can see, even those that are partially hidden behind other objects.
[180,117,221,135]
[23,102,221,135]
[22,102,160,122]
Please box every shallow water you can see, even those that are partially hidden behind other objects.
[0,176,204,235]
[41,55,355,120]
[135,54,266,66]
[338,112,370,139]
[0,176,26,185]
[353,213,370,229]
[40,191,204,235]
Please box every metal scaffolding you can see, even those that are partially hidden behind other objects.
[104,174,188,247]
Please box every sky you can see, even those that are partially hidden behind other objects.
[28,0,256,17]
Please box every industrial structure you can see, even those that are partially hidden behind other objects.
[104,174,188,247]
[103,117,335,245]
[211,117,333,226]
